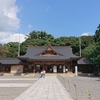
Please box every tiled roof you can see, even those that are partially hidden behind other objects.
[77,57,92,64]
[18,44,79,60]
[0,58,26,64]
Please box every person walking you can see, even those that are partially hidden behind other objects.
[40,70,43,78]
[43,70,46,78]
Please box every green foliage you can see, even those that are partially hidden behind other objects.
[0,44,6,58]
[2,30,95,57]
[20,31,55,55]
[81,36,95,56]
[4,42,19,57]
[85,43,100,65]
[94,24,100,43]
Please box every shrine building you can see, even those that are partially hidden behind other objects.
[0,44,94,74]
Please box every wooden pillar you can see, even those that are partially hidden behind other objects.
[43,61,44,70]
[70,60,72,72]
[34,61,35,73]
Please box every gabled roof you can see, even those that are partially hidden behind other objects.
[35,44,63,56]
[18,44,80,61]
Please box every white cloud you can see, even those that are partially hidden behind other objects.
[0,0,24,44]
[0,0,20,32]
[81,33,89,36]
[0,32,26,43]
[81,32,94,36]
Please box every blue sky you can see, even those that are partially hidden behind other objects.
[0,0,100,43]
[16,0,100,37]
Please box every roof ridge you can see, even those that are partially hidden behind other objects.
[28,45,71,48]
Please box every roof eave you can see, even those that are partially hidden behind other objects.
[17,57,28,61]
[70,57,81,60]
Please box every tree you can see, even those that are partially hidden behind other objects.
[3,30,94,56]
[4,42,19,57]
[27,30,38,39]
[85,24,100,75]
[85,43,100,75]
[94,24,100,43]
[20,31,55,55]
[81,36,94,56]
[0,44,6,58]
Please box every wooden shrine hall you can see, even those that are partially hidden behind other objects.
[0,44,93,74]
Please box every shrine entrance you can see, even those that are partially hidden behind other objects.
[57,65,63,73]
[35,65,43,73]
[45,65,53,73]
[24,60,71,73]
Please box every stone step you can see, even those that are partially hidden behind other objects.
[24,73,35,77]
[3,72,75,77]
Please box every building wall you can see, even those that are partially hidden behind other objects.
[71,64,94,73]
[11,65,24,73]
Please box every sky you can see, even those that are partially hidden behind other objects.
[0,0,100,44]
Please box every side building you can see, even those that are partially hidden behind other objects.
[0,44,94,74]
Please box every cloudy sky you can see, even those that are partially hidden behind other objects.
[0,0,100,44]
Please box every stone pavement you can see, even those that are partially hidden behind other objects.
[14,76,73,100]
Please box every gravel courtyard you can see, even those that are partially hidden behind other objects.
[0,76,38,100]
[58,76,100,100]
[0,75,100,100]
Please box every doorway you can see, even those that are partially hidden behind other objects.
[46,65,53,73]
[57,65,63,73]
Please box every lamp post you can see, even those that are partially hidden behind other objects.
[18,34,20,56]
[79,33,90,57]
[79,36,81,57]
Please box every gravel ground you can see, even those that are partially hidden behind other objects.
[0,87,27,100]
[0,75,100,100]
[58,76,100,100]
[0,76,38,100]
[0,80,35,83]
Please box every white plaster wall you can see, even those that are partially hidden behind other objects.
[63,66,65,73]
[53,66,57,72]
[11,65,24,73]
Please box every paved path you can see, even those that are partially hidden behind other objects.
[14,76,73,100]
